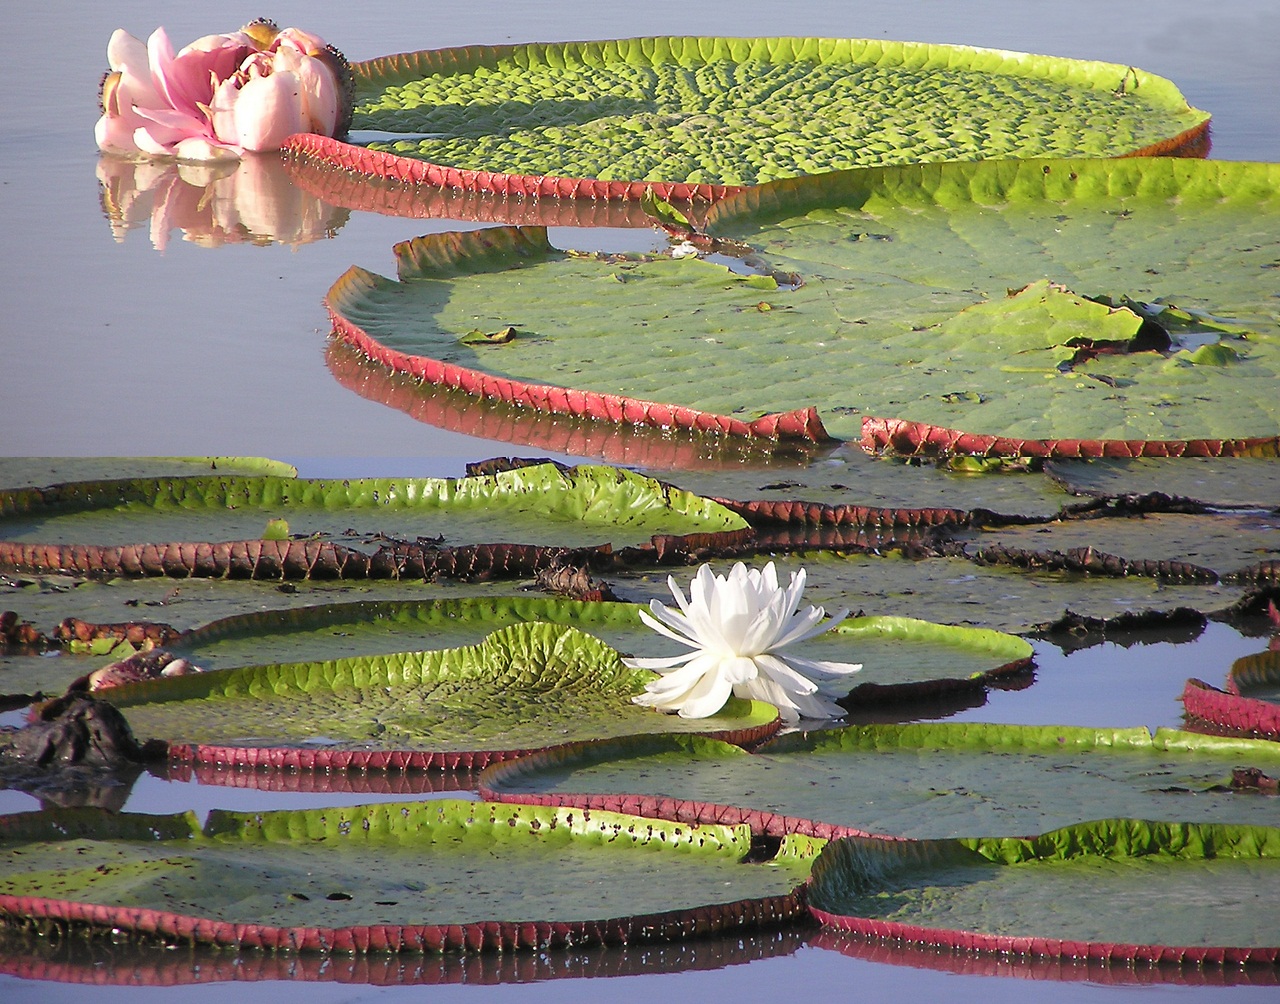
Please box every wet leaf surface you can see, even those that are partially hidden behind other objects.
[807,819,1280,954]
[480,726,1280,839]
[0,801,816,943]
[350,37,1207,186]
[327,160,1280,447]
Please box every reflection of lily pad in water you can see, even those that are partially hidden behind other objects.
[327,159,1280,448]
[106,622,779,768]
[0,801,818,951]
[297,36,1208,195]
[807,819,1280,960]
[479,725,1280,839]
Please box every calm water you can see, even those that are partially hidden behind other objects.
[2,1,1279,999]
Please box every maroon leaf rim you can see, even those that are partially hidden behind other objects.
[1181,678,1280,740]
[284,132,738,206]
[0,538,609,582]
[861,416,1280,460]
[164,713,781,776]
[808,928,1280,986]
[806,901,1278,967]
[0,926,812,987]
[325,339,820,470]
[806,829,1280,966]
[2,890,804,955]
[283,145,716,228]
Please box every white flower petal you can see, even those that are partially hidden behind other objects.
[736,674,803,723]
[637,604,702,649]
[675,666,734,719]
[753,653,820,695]
[782,654,864,679]
[627,561,864,721]
[766,605,828,650]
[621,651,700,671]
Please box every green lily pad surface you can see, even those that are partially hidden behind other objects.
[0,464,743,551]
[1046,456,1280,508]
[171,597,652,671]
[104,622,777,761]
[164,601,1028,693]
[807,819,1280,958]
[0,801,818,950]
[967,511,1280,579]
[616,552,1252,635]
[0,458,297,491]
[327,159,1280,447]
[349,37,1207,187]
[480,725,1280,839]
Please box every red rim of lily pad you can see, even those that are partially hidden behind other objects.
[0,926,812,987]
[807,928,1280,985]
[806,900,1280,967]
[284,134,729,222]
[284,131,739,207]
[286,123,1210,210]
[1182,677,1280,741]
[325,340,818,469]
[860,416,1280,460]
[163,715,781,776]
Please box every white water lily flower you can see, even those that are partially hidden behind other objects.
[623,562,862,722]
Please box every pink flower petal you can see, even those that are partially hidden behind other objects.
[232,72,304,152]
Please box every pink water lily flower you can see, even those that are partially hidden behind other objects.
[624,562,863,722]
[96,19,352,162]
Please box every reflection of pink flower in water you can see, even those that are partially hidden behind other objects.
[96,19,352,162]
[97,155,349,251]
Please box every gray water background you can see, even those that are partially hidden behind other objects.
[1,1,1279,1000]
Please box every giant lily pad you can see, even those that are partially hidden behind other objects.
[286,36,1208,201]
[1047,456,1280,508]
[326,159,1280,451]
[964,510,1280,582]
[0,458,296,491]
[102,621,779,770]
[614,551,1255,636]
[0,464,743,554]
[478,725,1280,839]
[806,819,1280,962]
[162,601,1029,697]
[0,801,819,951]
